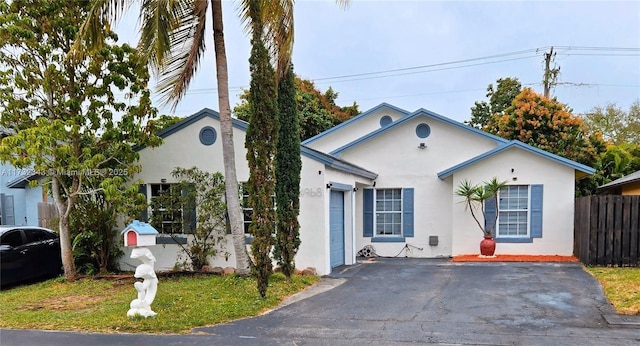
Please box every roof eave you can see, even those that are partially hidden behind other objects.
[437,141,596,180]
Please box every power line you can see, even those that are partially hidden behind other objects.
[309,46,639,83]
[312,56,540,85]
[311,48,543,82]
[141,45,638,97]
[344,81,639,104]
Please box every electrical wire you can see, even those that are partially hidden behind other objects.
[137,45,638,98]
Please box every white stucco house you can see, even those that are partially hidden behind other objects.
[126,103,594,275]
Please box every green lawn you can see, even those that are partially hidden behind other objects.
[0,273,318,334]
[585,266,640,315]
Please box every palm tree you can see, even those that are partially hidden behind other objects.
[69,0,293,275]
[454,177,507,237]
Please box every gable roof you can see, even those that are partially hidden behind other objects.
[301,145,378,180]
[134,108,248,151]
[157,108,249,137]
[437,140,596,179]
[6,173,42,188]
[301,102,410,146]
[597,170,640,192]
[121,220,159,235]
[141,108,377,180]
[329,107,509,156]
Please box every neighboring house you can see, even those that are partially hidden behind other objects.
[0,127,48,227]
[130,103,594,275]
[596,170,640,195]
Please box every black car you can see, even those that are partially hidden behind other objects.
[0,226,62,287]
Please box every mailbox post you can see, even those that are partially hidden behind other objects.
[121,220,159,317]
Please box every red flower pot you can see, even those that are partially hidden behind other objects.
[480,235,496,256]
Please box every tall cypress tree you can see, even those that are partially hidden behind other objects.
[274,65,301,279]
[245,0,279,298]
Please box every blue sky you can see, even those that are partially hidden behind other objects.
[117,0,640,123]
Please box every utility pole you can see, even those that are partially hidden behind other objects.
[543,47,560,98]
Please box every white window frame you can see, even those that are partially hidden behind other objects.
[374,188,403,237]
[497,185,530,238]
[240,182,276,234]
[149,183,187,234]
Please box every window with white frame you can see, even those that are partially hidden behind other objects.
[149,183,189,234]
[240,182,275,234]
[375,189,403,236]
[497,185,529,237]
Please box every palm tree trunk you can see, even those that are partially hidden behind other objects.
[211,0,250,275]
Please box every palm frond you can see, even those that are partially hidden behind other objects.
[238,0,294,76]
[70,0,134,60]
[137,0,190,74]
[154,0,208,110]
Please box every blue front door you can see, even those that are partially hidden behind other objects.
[330,190,345,268]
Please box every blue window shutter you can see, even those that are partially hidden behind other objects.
[1,194,15,225]
[182,184,197,233]
[138,184,148,222]
[485,196,497,236]
[363,189,374,237]
[403,188,414,237]
[530,184,543,238]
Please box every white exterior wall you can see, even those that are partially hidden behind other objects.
[297,157,328,274]
[137,117,251,183]
[337,116,500,258]
[128,115,370,275]
[127,116,250,271]
[450,148,576,256]
[306,107,407,153]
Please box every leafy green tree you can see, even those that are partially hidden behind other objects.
[234,77,359,140]
[0,1,159,280]
[485,88,605,196]
[467,77,522,129]
[149,167,229,271]
[74,0,299,276]
[70,190,131,275]
[148,114,185,132]
[591,143,640,187]
[582,101,640,145]
[245,0,279,298]
[274,64,301,279]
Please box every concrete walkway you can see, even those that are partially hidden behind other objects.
[2,258,639,345]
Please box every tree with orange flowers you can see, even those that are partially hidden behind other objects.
[484,88,605,195]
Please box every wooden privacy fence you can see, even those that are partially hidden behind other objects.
[574,195,640,266]
[38,202,58,230]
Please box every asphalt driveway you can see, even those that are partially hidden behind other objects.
[2,258,639,345]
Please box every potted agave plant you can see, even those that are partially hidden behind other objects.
[455,177,507,256]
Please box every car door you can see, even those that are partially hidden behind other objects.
[0,229,28,285]
[24,229,60,277]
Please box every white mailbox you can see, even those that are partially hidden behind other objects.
[121,220,159,247]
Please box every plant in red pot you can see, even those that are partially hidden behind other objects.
[455,177,507,256]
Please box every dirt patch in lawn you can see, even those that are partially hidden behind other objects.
[452,254,580,262]
[18,295,106,312]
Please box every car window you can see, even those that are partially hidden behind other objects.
[1,230,24,247]
[24,229,56,243]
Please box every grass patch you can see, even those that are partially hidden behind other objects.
[585,266,640,315]
[0,273,318,334]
